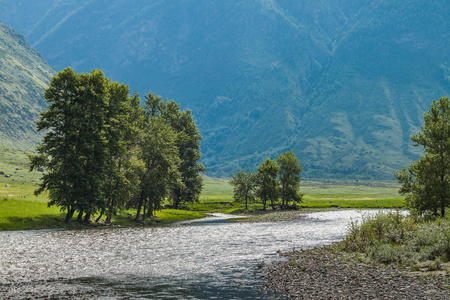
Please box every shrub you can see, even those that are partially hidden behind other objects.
[341,210,450,266]
[342,210,414,253]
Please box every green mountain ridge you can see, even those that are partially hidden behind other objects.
[0,21,55,149]
[0,0,449,179]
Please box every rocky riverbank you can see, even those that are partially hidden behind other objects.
[265,246,450,299]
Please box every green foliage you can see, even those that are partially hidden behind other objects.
[344,210,415,252]
[395,97,450,217]
[341,210,450,266]
[135,116,181,221]
[276,151,303,207]
[232,151,304,210]
[256,158,279,210]
[99,89,143,222]
[174,110,206,206]
[28,70,205,224]
[139,92,205,210]
[30,67,113,222]
[230,170,257,210]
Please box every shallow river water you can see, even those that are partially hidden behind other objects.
[0,210,378,299]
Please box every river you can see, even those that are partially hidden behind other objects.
[0,210,376,299]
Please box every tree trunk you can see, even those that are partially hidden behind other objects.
[64,206,75,223]
[135,204,142,221]
[106,211,112,223]
[83,212,91,224]
[135,195,143,221]
[106,196,115,223]
[142,198,147,222]
[77,209,84,222]
[147,199,154,217]
[172,191,180,209]
[95,208,104,222]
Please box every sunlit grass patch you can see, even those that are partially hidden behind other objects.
[0,197,65,231]
[155,209,206,222]
[301,196,405,208]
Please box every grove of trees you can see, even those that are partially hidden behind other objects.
[230,151,303,210]
[29,68,205,223]
[395,97,450,217]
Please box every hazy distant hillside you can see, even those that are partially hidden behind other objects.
[0,0,448,179]
[292,0,450,178]
[0,21,54,149]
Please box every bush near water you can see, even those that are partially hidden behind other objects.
[341,210,450,268]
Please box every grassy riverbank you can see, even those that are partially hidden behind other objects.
[1,148,405,231]
[0,148,207,230]
[186,179,405,213]
[0,178,404,231]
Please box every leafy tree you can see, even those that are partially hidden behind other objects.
[134,97,182,222]
[230,170,257,210]
[144,92,205,208]
[30,68,110,223]
[395,97,450,217]
[170,110,206,208]
[31,71,205,224]
[256,158,279,210]
[99,92,143,223]
[276,151,303,207]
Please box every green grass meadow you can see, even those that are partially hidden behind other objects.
[193,179,405,212]
[0,148,405,231]
[300,181,404,208]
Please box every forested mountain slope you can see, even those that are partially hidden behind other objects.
[0,0,448,179]
[0,21,54,148]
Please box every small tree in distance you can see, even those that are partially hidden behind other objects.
[256,158,279,210]
[230,170,257,210]
[231,152,304,211]
[276,151,303,208]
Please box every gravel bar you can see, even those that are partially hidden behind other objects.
[265,246,450,299]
